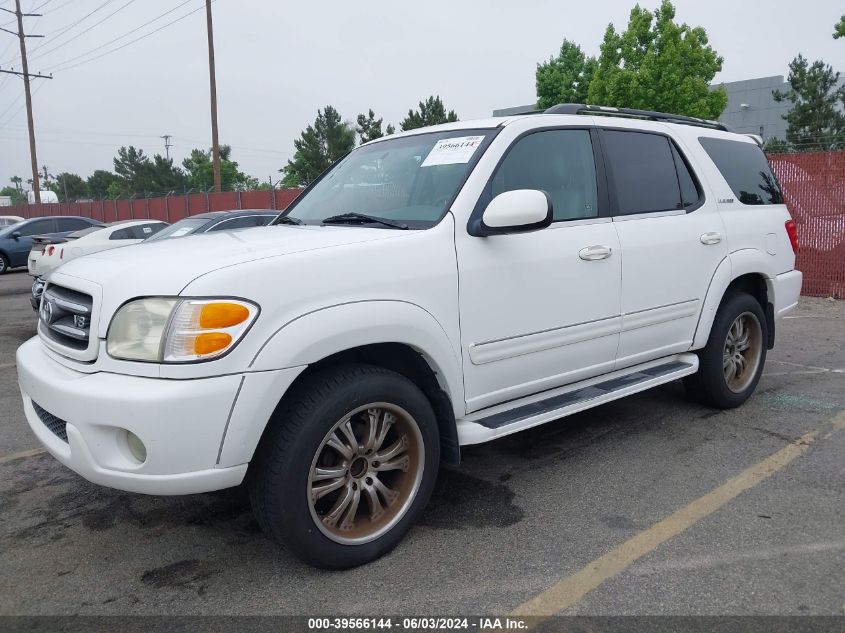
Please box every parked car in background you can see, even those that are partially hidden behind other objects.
[0,215,25,226]
[28,220,169,310]
[0,216,104,274]
[143,210,279,242]
[28,220,169,277]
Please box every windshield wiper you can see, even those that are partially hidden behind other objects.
[322,212,409,230]
[274,215,303,226]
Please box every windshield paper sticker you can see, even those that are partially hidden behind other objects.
[421,136,485,167]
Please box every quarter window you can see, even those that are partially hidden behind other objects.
[491,130,599,221]
[603,130,687,215]
[699,137,784,205]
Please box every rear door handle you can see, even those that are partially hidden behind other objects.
[579,245,612,261]
[700,232,722,245]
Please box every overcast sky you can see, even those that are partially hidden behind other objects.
[0,0,842,189]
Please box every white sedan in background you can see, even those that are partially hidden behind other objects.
[29,220,168,310]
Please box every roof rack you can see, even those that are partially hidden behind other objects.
[543,103,732,132]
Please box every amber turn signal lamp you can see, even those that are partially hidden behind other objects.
[194,332,233,355]
[199,303,250,329]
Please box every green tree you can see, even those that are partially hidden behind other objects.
[113,146,189,195]
[10,175,23,194]
[400,96,458,131]
[587,1,727,119]
[0,185,25,205]
[106,182,122,199]
[113,146,152,194]
[49,173,89,202]
[536,40,598,109]
[87,170,121,198]
[282,106,356,187]
[149,155,188,193]
[356,109,395,144]
[834,15,845,39]
[182,145,256,192]
[763,137,790,154]
[773,55,845,151]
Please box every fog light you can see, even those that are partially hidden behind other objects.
[126,431,147,463]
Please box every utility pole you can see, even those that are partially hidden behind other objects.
[161,135,173,160]
[205,0,222,193]
[0,1,50,204]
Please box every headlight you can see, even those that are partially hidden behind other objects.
[107,297,258,363]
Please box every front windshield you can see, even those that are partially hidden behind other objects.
[144,217,207,242]
[284,129,493,229]
[0,221,26,238]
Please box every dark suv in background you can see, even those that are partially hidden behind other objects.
[0,216,104,274]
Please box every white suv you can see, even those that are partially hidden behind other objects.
[17,104,802,568]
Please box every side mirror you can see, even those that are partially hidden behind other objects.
[11,231,21,240]
[470,189,553,237]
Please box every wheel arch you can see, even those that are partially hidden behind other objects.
[692,251,776,350]
[247,301,464,466]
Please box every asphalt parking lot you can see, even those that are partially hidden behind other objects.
[1,267,843,616]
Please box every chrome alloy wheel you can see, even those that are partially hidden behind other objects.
[723,311,763,393]
[308,403,425,545]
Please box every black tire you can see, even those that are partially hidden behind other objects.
[0,253,8,275]
[684,292,768,409]
[248,363,440,569]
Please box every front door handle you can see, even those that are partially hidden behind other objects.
[579,245,612,261]
[700,232,722,245]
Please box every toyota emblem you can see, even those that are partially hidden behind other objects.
[40,299,54,324]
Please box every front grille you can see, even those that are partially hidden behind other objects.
[32,402,68,442]
[39,284,93,351]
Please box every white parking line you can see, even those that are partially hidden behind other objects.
[764,360,845,377]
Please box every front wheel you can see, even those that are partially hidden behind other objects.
[684,292,768,409]
[249,364,440,569]
[0,254,9,275]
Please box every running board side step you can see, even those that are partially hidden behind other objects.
[457,354,699,445]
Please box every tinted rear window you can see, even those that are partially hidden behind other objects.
[602,131,685,215]
[699,137,783,205]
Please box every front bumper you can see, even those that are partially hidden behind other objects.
[16,337,248,495]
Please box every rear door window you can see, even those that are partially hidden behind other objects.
[602,130,684,215]
[699,137,783,205]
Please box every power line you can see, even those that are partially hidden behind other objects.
[27,0,139,63]
[32,0,196,71]
[47,1,209,73]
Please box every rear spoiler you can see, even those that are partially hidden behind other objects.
[31,235,69,246]
[745,134,764,147]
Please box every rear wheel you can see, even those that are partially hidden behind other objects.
[249,364,440,569]
[684,292,767,409]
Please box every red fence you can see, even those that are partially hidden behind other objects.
[6,188,303,224]
[5,151,845,297]
[770,151,845,298]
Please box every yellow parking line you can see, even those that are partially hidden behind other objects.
[512,410,845,618]
[0,447,45,465]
